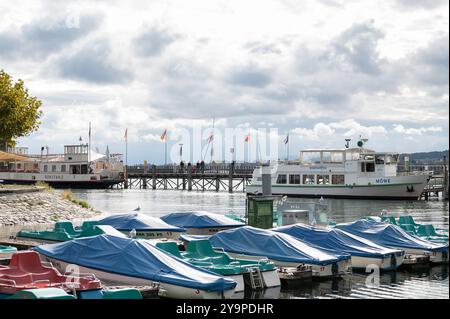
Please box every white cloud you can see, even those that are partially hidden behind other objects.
[392,124,443,135]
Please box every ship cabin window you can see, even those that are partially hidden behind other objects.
[361,162,375,172]
[70,165,80,174]
[303,174,315,185]
[81,165,88,174]
[277,174,287,184]
[317,175,330,184]
[332,175,345,184]
[43,165,48,172]
[51,165,57,172]
[289,174,301,184]
[61,165,66,172]
[375,155,385,164]
[385,154,399,165]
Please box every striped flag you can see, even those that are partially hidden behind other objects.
[160,129,168,141]
[283,133,289,144]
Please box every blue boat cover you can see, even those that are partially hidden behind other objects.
[208,226,350,265]
[161,211,245,229]
[273,224,403,258]
[335,220,448,253]
[99,213,185,232]
[34,234,236,292]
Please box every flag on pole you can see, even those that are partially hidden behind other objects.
[283,133,289,144]
[245,133,250,142]
[160,129,168,141]
[206,132,214,143]
[88,122,91,139]
[124,128,128,141]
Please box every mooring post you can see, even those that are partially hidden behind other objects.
[228,162,234,193]
[188,163,192,191]
[152,165,156,190]
[444,156,449,201]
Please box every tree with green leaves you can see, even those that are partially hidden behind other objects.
[0,70,43,151]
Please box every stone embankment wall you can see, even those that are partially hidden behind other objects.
[0,188,99,226]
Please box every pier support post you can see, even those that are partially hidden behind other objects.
[228,162,234,193]
[444,156,449,201]
[188,164,192,191]
[216,178,220,192]
[142,178,147,189]
[152,165,156,190]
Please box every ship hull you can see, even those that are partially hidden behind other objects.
[246,176,429,200]
[0,179,121,189]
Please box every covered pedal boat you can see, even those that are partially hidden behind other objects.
[205,226,351,277]
[0,251,101,298]
[161,211,245,235]
[34,234,237,299]
[273,223,405,270]
[98,213,185,239]
[335,219,449,264]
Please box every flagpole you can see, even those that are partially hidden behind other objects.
[88,122,91,163]
[165,138,167,165]
[125,129,128,182]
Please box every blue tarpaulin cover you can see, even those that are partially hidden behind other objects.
[273,224,404,258]
[335,219,448,253]
[208,226,350,265]
[161,211,245,229]
[99,213,185,232]
[34,235,236,292]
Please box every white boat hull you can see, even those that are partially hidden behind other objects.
[120,230,184,240]
[351,254,405,270]
[226,252,351,278]
[39,255,236,299]
[247,175,429,200]
[184,227,241,235]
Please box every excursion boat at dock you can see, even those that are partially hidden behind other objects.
[35,234,237,299]
[334,219,449,264]
[273,224,405,271]
[181,226,352,278]
[0,144,124,189]
[161,211,245,235]
[246,142,431,200]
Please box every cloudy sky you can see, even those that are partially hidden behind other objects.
[1,0,448,163]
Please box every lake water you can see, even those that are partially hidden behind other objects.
[2,189,449,299]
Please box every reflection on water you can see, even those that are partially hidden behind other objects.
[0,189,448,299]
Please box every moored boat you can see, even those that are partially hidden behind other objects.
[0,251,102,299]
[0,245,17,261]
[34,234,237,299]
[98,213,185,239]
[246,142,431,200]
[273,223,405,270]
[335,219,449,264]
[16,221,126,243]
[156,240,280,292]
[161,211,245,235]
[189,226,352,278]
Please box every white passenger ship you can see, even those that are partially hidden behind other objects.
[0,144,124,189]
[247,144,431,200]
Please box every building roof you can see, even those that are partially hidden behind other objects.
[0,151,28,162]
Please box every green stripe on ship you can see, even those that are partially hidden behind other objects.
[249,182,424,188]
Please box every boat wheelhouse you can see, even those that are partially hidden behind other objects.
[0,144,124,189]
[247,146,431,200]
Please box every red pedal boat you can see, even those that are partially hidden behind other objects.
[0,251,102,296]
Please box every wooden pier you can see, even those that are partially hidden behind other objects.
[118,163,257,193]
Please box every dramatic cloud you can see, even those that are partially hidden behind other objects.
[0,0,447,162]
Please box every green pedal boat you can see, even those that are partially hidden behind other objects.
[156,240,280,292]
[0,245,17,260]
[16,221,125,243]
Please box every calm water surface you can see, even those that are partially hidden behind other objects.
[2,189,448,299]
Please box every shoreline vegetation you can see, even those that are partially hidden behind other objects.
[0,182,100,228]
